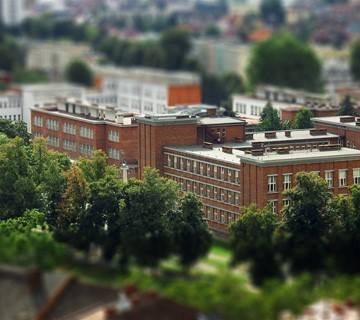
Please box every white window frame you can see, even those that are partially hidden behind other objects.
[283,173,292,191]
[268,175,277,193]
[325,171,334,189]
[354,168,360,185]
[339,169,347,187]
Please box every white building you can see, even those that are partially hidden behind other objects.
[0,0,25,27]
[92,66,201,115]
[21,83,86,128]
[0,91,22,122]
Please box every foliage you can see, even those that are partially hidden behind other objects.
[338,95,355,116]
[279,172,334,275]
[65,59,94,87]
[294,108,313,129]
[169,193,212,270]
[0,118,30,144]
[204,24,221,38]
[350,38,360,81]
[0,209,67,269]
[12,69,48,84]
[260,0,286,27]
[230,204,281,285]
[257,101,282,131]
[247,33,322,92]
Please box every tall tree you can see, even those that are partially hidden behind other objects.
[247,33,322,92]
[338,95,355,116]
[350,38,360,81]
[65,59,93,87]
[294,108,314,129]
[260,0,286,27]
[279,172,335,275]
[257,101,282,131]
[230,204,281,286]
[169,193,212,271]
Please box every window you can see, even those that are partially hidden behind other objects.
[220,211,225,224]
[283,199,290,207]
[33,132,42,139]
[354,168,360,185]
[193,183,197,194]
[207,165,211,177]
[227,213,232,225]
[214,187,218,200]
[214,166,218,179]
[200,184,204,196]
[187,160,191,171]
[214,209,218,221]
[268,200,278,214]
[325,171,334,188]
[108,130,119,142]
[228,191,232,204]
[206,207,211,220]
[221,168,225,180]
[46,135,59,147]
[235,193,239,205]
[63,139,76,152]
[174,156,177,168]
[283,173,292,190]
[46,119,59,131]
[167,155,171,167]
[200,163,204,175]
[339,169,347,187]
[228,169,232,182]
[186,180,191,192]
[109,148,120,160]
[34,116,43,127]
[180,158,184,170]
[207,185,211,198]
[63,122,76,135]
[80,126,94,139]
[221,189,225,201]
[268,175,277,193]
[180,179,184,190]
[193,161,197,173]
[235,171,239,184]
[79,143,94,156]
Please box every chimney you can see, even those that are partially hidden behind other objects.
[251,149,264,156]
[203,142,213,149]
[222,146,233,154]
[340,116,355,123]
[265,131,276,138]
[309,128,327,136]
[285,130,291,137]
[245,133,253,140]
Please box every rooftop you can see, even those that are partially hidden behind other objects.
[312,116,360,130]
[198,117,246,126]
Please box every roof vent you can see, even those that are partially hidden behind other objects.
[340,116,355,123]
[318,144,341,151]
[245,133,253,140]
[203,142,213,149]
[265,131,276,138]
[310,128,327,136]
[276,147,290,154]
[222,146,233,154]
[251,149,264,156]
[285,130,291,137]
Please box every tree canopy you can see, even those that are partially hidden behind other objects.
[246,33,322,92]
[338,95,355,116]
[260,0,286,27]
[65,59,94,87]
[350,38,360,81]
[294,108,313,129]
[257,101,282,131]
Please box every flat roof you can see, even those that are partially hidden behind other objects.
[312,116,360,131]
[250,129,339,142]
[198,117,246,126]
[164,144,360,167]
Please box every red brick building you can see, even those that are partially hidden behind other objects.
[312,116,360,150]
[31,98,139,178]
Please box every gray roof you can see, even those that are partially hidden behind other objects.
[312,116,360,131]
[197,117,246,126]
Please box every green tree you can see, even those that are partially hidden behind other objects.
[338,95,355,116]
[257,101,282,131]
[201,73,227,106]
[119,168,178,270]
[170,193,212,271]
[279,172,335,276]
[260,0,286,26]
[350,38,360,81]
[247,33,322,92]
[294,108,314,129]
[204,24,221,38]
[230,204,281,286]
[65,59,93,87]
[0,138,38,218]
[160,28,191,70]
[0,209,66,269]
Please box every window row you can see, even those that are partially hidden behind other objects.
[34,116,43,127]
[0,114,21,121]
[80,126,94,139]
[80,144,94,156]
[109,147,120,160]
[174,177,239,205]
[205,206,239,225]
[63,139,76,152]
[268,169,360,193]
[63,122,76,135]
[167,155,239,184]
[46,119,59,131]
[47,136,59,147]
[108,130,120,142]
